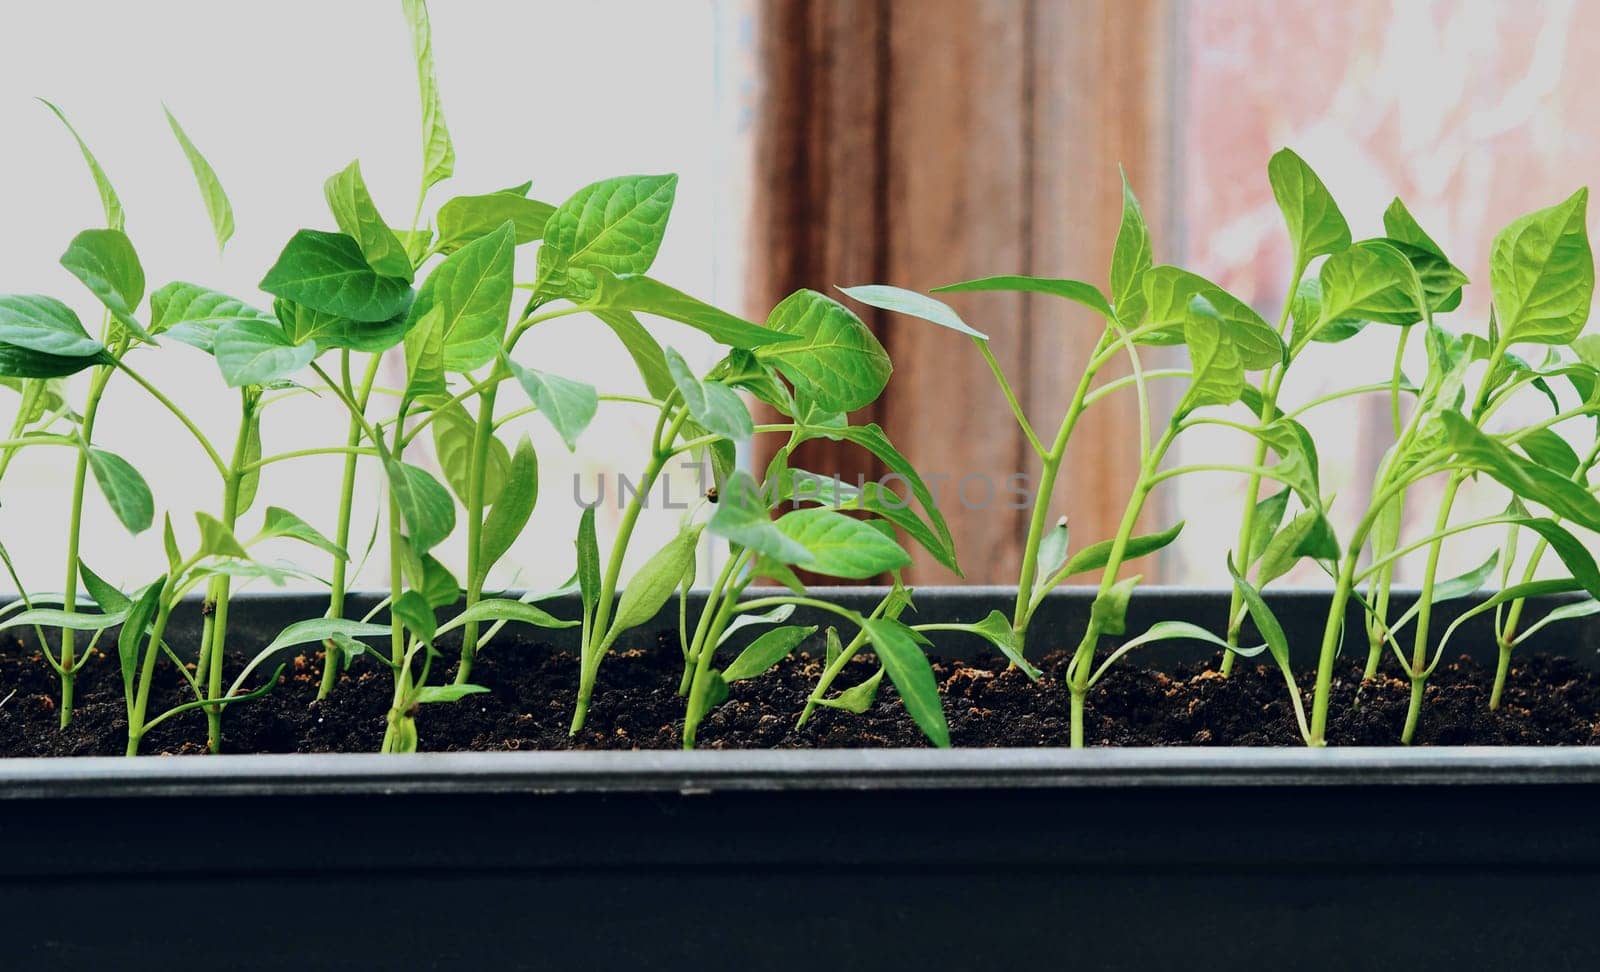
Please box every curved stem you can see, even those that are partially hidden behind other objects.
[455,371,501,684]
[112,359,229,478]
[320,353,382,699]
[57,362,116,727]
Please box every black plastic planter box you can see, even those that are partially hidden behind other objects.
[3,586,1600,971]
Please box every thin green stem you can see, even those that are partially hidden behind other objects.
[455,373,501,684]
[321,353,382,699]
[112,359,229,478]
[974,337,1044,457]
[57,362,115,727]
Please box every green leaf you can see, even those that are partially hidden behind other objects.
[150,282,275,351]
[595,309,674,399]
[59,229,154,342]
[665,346,752,443]
[117,579,165,703]
[258,507,348,560]
[162,515,181,573]
[1226,554,1292,671]
[441,598,577,633]
[402,305,446,403]
[798,422,959,574]
[708,470,815,566]
[1090,574,1141,636]
[1257,508,1336,587]
[195,512,249,559]
[1441,414,1600,531]
[1431,551,1499,604]
[1267,147,1350,267]
[1315,240,1424,330]
[576,505,600,616]
[605,525,701,642]
[259,230,413,323]
[391,589,437,644]
[429,402,510,506]
[275,297,410,355]
[324,159,413,280]
[0,344,107,378]
[1111,168,1153,324]
[816,665,884,714]
[436,191,554,254]
[861,617,949,747]
[477,436,538,582]
[824,626,843,667]
[1035,517,1071,589]
[88,448,153,534]
[163,107,233,253]
[716,603,796,646]
[776,507,910,579]
[757,289,891,413]
[932,274,1114,320]
[539,174,677,288]
[1057,521,1184,579]
[1113,621,1255,670]
[415,684,489,704]
[407,221,515,371]
[401,0,454,193]
[505,356,598,450]
[234,418,263,516]
[0,606,128,634]
[419,554,459,609]
[39,99,123,231]
[582,271,796,350]
[1142,266,1282,362]
[723,624,817,681]
[78,561,132,614]
[838,285,988,339]
[0,295,102,358]
[1177,295,1248,414]
[214,318,315,386]
[783,470,953,576]
[1492,188,1593,345]
[1517,427,1581,477]
[1513,599,1600,646]
[1245,491,1291,566]
[966,609,1041,680]
[1290,276,1366,346]
[386,459,456,553]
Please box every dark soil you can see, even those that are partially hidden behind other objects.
[2,630,1598,755]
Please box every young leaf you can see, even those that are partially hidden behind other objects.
[150,282,275,351]
[162,514,181,573]
[606,525,701,640]
[1491,188,1592,345]
[1517,427,1582,477]
[401,0,454,193]
[440,598,578,633]
[78,561,132,614]
[1142,266,1281,360]
[416,684,489,704]
[1035,517,1070,589]
[1226,554,1292,671]
[325,159,413,280]
[1245,491,1291,566]
[756,289,890,413]
[837,285,988,339]
[195,512,249,559]
[816,665,884,714]
[1257,508,1335,587]
[595,309,674,399]
[59,229,154,342]
[665,347,752,443]
[0,344,107,378]
[1110,167,1153,324]
[419,554,459,609]
[708,470,815,566]
[259,230,413,323]
[386,460,457,553]
[1089,574,1142,637]
[966,609,1042,680]
[402,305,446,403]
[1441,414,1600,531]
[861,617,949,748]
[716,603,796,646]
[258,507,348,560]
[1315,240,1424,329]
[539,174,678,284]
[1513,599,1600,646]
[576,504,600,616]
[88,448,153,534]
[408,221,515,371]
[1267,147,1351,267]
[504,356,598,451]
[1431,551,1499,604]
[775,507,911,579]
[1289,276,1366,347]
[39,99,123,231]
[276,297,410,355]
[391,589,437,644]
[582,271,796,350]
[0,607,128,634]
[436,191,554,253]
[214,319,316,386]
[0,295,102,358]
[1177,295,1247,414]
[430,402,510,506]
[932,274,1115,321]
[163,107,234,253]
[477,436,538,581]
[722,624,817,681]
[117,579,165,703]
[1057,521,1184,579]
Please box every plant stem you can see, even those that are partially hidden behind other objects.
[125,594,176,757]
[455,373,501,684]
[679,553,744,696]
[320,353,383,699]
[1011,334,1108,649]
[1220,370,1286,677]
[57,362,115,728]
[198,394,253,753]
[571,407,689,734]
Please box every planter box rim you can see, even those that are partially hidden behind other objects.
[6,747,1600,800]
